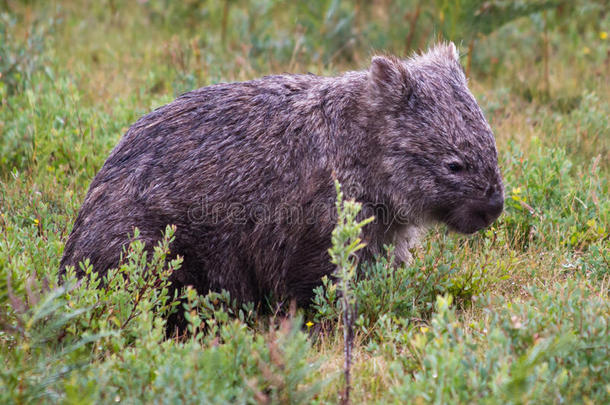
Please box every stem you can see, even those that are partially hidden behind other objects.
[405,2,422,55]
[543,10,550,95]
[221,0,230,46]
[466,39,475,78]
[341,267,355,405]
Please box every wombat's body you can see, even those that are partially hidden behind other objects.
[60,43,503,318]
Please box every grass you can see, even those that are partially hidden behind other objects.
[1,0,609,403]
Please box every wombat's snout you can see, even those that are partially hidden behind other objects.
[439,191,504,234]
[461,191,504,234]
[483,191,504,223]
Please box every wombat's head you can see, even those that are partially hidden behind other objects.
[367,43,504,234]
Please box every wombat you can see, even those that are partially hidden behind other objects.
[60,43,503,321]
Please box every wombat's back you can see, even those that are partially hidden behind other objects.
[59,72,363,305]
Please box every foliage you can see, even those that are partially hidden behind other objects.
[389,280,609,403]
[1,226,180,403]
[61,314,322,404]
[0,10,55,95]
[500,142,607,251]
[432,0,560,41]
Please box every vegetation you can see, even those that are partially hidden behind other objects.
[1,0,608,403]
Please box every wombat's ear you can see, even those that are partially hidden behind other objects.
[442,42,459,61]
[368,55,411,100]
[428,42,459,62]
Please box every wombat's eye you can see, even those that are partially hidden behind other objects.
[447,162,464,173]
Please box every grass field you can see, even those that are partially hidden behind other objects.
[1,1,608,403]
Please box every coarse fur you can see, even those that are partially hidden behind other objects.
[60,43,504,327]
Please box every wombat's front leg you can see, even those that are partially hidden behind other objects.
[392,225,422,264]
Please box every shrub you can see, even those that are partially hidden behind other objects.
[389,280,610,403]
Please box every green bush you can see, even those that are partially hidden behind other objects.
[389,280,609,403]
[1,225,323,404]
[500,142,607,251]
[1,226,179,403]
[62,315,322,404]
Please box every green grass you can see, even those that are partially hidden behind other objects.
[1,0,608,403]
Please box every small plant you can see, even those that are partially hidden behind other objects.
[183,287,257,338]
[328,180,374,404]
[60,225,182,343]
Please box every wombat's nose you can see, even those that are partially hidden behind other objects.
[486,192,504,218]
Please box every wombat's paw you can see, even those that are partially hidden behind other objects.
[393,225,422,264]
